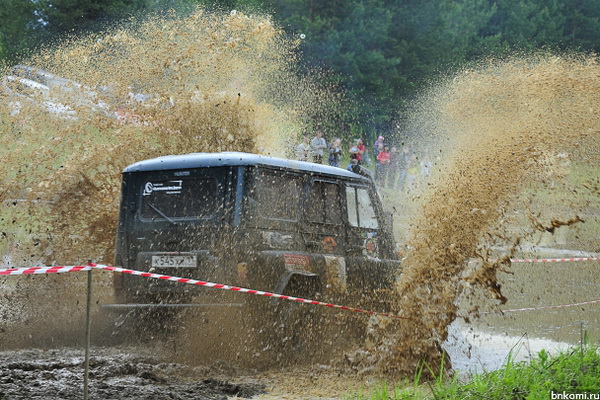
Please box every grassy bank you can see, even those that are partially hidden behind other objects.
[350,345,600,399]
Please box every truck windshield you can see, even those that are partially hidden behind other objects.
[140,177,218,220]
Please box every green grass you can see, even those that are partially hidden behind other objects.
[348,345,600,400]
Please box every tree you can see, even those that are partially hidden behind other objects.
[482,0,565,50]
[3,0,600,138]
[561,0,600,52]
[36,0,150,35]
[0,0,39,61]
[0,0,165,62]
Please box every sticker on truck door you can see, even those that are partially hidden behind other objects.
[322,236,337,253]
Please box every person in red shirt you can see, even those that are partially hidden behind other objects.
[376,145,391,185]
[356,138,366,165]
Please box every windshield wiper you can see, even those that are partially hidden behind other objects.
[148,203,178,226]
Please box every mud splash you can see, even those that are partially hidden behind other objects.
[1,8,599,384]
[0,9,337,353]
[377,54,600,377]
[0,9,332,266]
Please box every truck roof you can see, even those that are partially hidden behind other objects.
[123,152,371,181]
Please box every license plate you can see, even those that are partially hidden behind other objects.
[151,255,197,268]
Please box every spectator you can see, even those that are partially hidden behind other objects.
[328,138,342,167]
[296,136,311,161]
[349,143,358,159]
[387,146,398,188]
[347,156,359,173]
[374,142,384,182]
[405,154,420,193]
[355,138,366,165]
[310,131,327,163]
[373,136,385,157]
[376,145,391,185]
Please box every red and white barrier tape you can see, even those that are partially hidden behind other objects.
[0,265,91,275]
[509,256,600,263]
[479,298,600,315]
[467,256,600,264]
[0,263,410,320]
[1,256,598,318]
[91,264,410,320]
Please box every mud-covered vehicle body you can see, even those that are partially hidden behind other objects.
[114,152,400,308]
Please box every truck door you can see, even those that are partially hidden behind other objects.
[345,185,382,258]
[297,179,349,298]
[302,179,346,257]
[344,184,397,296]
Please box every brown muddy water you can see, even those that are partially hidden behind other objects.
[1,7,600,399]
[368,54,600,378]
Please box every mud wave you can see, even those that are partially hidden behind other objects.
[377,54,600,377]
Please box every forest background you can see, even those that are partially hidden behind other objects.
[1,0,600,144]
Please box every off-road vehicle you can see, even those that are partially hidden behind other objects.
[113,152,400,357]
[114,151,399,303]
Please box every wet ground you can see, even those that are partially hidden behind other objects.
[0,343,391,400]
[0,346,266,400]
[1,249,597,400]
[1,22,599,397]
[0,325,577,400]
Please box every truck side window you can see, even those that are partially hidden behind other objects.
[307,181,342,224]
[346,186,379,229]
[252,172,301,221]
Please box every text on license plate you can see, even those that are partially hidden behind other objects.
[151,255,197,268]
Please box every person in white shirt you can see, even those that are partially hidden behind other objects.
[310,131,327,164]
[296,136,311,161]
